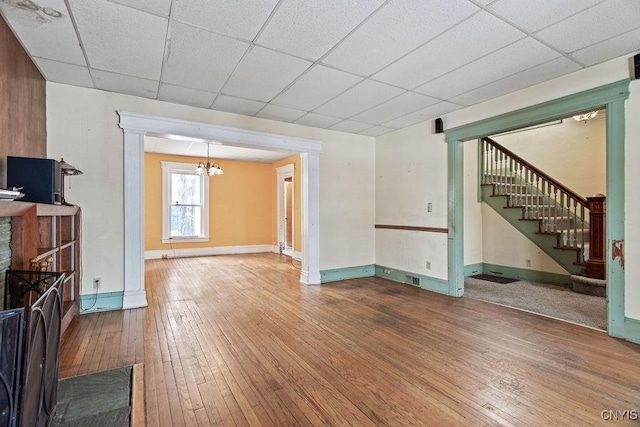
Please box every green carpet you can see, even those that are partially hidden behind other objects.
[51,366,132,427]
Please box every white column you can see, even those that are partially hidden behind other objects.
[122,129,148,308]
[300,152,321,284]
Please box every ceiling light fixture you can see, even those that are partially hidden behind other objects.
[195,143,224,176]
[573,110,598,122]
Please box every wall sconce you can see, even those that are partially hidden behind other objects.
[59,158,82,205]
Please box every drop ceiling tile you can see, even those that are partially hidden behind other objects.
[373,11,525,89]
[211,95,266,116]
[222,46,312,102]
[256,105,307,122]
[571,27,640,66]
[150,138,195,156]
[261,152,290,162]
[69,0,167,80]
[171,0,279,40]
[158,84,217,109]
[535,0,640,53]
[329,120,372,133]
[351,91,439,125]
[382,101,461,129]
[92,70,158,99]
[323,0,478,76]
[33,58,93,87]
[314,79,404,119]
[162,22,249,93]
[294,113,342,128]
[271,65,362,111]
[0,0,86,65]
[451,57,582,106]
[235,147,280,160]
[359,126,395,137]
[487,0,602,33]
[257,0,385,60]
[108,0,172,17]
[416,37,561,99]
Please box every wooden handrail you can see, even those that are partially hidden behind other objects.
[482,137,588,206]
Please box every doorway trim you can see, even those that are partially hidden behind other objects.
[276,164,295,256]
[445,79,638,342]
[117,112,323,309]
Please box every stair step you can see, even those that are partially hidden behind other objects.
[554,245,581,251]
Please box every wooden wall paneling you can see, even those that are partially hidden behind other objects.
[0,16,47,187]
[9,204,37,269]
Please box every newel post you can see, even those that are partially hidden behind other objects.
[586,194,606,279]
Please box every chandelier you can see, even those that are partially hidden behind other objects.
[573,110,598,122]
[195,143,224,176]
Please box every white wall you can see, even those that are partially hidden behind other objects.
[375,123,448,279]
[376,55,639,321]
[492,115,606,197]
[463,139,483,266]
[625,79,640,320]
[482,205,568,274]
[46,83,376,294]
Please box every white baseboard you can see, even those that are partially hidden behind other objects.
[145,245,273,260]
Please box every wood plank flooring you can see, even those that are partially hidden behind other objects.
[59,253,640,426]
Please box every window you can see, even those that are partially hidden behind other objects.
[161,161,209,243]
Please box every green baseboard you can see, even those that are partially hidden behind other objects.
[320,264,375,283]
[617,317,640,344]
[475,263,571,286]
[79,291,124,314]
[464,263,483,277]
[375,265,449,295]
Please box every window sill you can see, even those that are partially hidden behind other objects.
[162,237,210,244]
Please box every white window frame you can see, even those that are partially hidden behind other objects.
[161,161,209,243]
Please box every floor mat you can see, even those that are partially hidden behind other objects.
[470,274,518,284]
[52,366,132,427]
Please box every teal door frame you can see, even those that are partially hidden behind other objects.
[445,79,640,343]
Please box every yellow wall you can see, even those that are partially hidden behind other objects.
[145,152,273,250]
[272,155,302,252]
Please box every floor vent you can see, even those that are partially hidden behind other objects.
[405,275,420,286]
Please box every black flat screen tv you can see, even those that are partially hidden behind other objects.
[6,156,61,204]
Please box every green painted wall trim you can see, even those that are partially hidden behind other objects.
[620,317,640,344]
[445,79,634,342]
[445,80,630,143]
[320,265,375,283]
[79,291,124,314]
[481,263,571,286]
[375,265,449,295]
[464,263,483,277]
[447,140,464,297]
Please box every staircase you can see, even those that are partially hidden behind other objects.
[479,137,605,279]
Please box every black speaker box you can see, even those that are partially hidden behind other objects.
[634,53,640,80]
[434,117,443,134]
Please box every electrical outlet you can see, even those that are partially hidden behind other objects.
[427,202,433,212]
[383,268,391,274]
[93,278,101,289]
[526,259,531,267]
[426,261,431,270]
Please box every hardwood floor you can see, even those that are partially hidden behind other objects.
[59,253,640,426]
